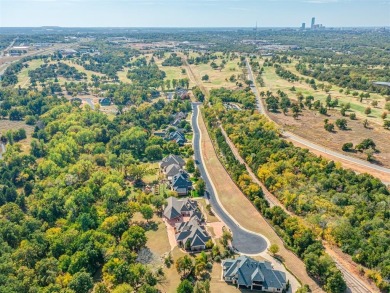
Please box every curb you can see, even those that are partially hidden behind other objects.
[194,103,271,250]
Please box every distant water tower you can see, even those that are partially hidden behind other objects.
[311,17,315,29]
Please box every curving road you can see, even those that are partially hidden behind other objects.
[191,102,268,255]
[246,59,390,179]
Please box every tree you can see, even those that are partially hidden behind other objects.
[269,243,279,256]
[145,145,163,161]
[201,74,209,82]
[335,119,348,130]
[125,164,154,183]
[342,142,353,152]
[68,272,93,293]
[319,106,327,115]
[356,138,376,151]
[112,284,134,293]
[121,226,147,252]
[364,107,371,115]
[381,112,388,120]
[196,179,206,196]
[140,204,154,222]
[325,270,347,293]
[186,159,195,173]
[176,255,194,278]
[349,113,356,120]
[384,120,390,130]
[177,280,193,293]
[9,108,23,120]
[266,96,279,112]
[324,122,334,132]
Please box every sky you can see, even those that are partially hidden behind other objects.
[0,0,389,28]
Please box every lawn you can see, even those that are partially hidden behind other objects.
[143,162,160,184]
[156,247,186,293]
[145,215,172,256]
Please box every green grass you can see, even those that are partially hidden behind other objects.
[16,59,44,87]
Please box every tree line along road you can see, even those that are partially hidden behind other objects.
[245,59,390,183]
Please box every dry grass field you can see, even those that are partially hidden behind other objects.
[189,58,243,91]
[269,107,390,168]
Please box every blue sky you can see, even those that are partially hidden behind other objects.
[0,0,389,27]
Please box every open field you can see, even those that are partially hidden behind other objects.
[189,58,243,90]
[15,59,44,87]
[268,107,390,168]
[154,55,195,88]
[0,120,34,154]
[262,62,388,125]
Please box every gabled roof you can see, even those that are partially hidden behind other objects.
[163,197,198,220]
[163,197,182,220]
[176,223,210,247]
[165,164,181,177]
[172,174,192,189]
[160,155,185,169]
[223,256,286,289]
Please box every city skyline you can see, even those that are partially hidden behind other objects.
[0,0,389,28]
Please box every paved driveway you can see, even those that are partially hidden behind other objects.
[191,102,268,254]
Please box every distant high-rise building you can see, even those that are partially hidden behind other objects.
[301,23,306,29]
[311,17,315,29]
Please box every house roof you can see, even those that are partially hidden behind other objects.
[176,223,210,247]
[163,197,198,220]
[223,256,286,289]
[165,164,181,176]
[163,197,182,220]
[160,155,185,169]
[172,174,192,189]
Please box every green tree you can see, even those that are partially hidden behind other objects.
[186,159,195,173]
[269,243,279,256]
[196,179,206,196]
[325,270,347,293]
[176,255,194,278]
[201,74,209,82]
[145,145,163,161]
[121,226,147,252]
[140,204,154,222]
[68,272,93,293]
[335,119,348,130]
[177,280,193,293]
[342,142,353,152]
